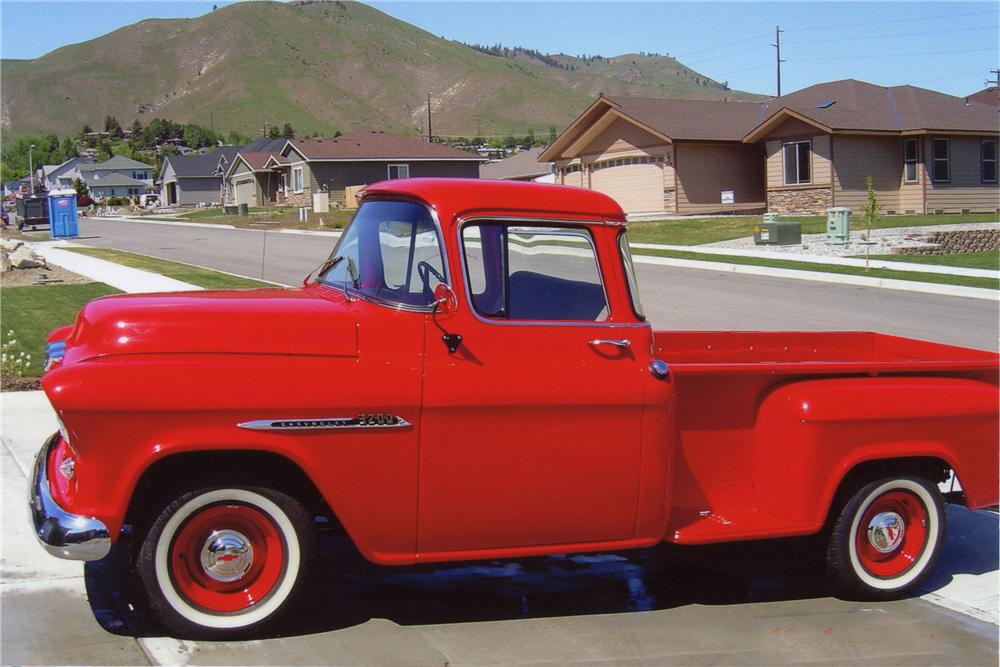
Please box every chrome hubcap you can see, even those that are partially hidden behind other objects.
[867,511,905,553]
[199,529,253,582]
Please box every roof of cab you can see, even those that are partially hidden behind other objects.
[360,178,626,223]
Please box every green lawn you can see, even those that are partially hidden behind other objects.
[65,248,277,290]
[860,251,999,271]
[627,213,999,246]
[1,283,121,377]
[175,207,354,230]
[632,247,1000,291]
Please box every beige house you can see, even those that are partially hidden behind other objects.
[539,96,766,215]
[224,152,289,207]
[745,80,1000,215]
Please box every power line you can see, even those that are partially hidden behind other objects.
[798,46,997,62]
[784,24,997,45]
[788,8,998,32]
[672,33,772,59]
[713,61,774,77]
[685,44,770,67]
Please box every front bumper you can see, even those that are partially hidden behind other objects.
[29,433,111,561]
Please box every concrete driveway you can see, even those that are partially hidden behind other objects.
[2,391,997,665]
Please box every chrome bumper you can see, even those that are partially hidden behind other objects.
[29,433,111,561]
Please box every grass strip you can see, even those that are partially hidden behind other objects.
[632,247,1000,291]
[64,248,277,290]
[1,283,121,377]
[627,213,999,246]
[858,251,999,271]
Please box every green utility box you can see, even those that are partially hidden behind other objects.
[754,219,802,245]
[826,207,851,245]
[238,203,249,217]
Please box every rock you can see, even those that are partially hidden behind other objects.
[8,247,46,269]
[1,253,11,273]
[0,239,24,252]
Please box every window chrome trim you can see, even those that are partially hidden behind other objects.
[319,199,450,314]
[456,215,649,329]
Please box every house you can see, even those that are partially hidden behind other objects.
[224,152,290,207]
[270,130,485,207]
[480,147,555,183]
[38,157,95,191]
[79,155,155,200]
[967,86,998,108]
[539,96,765,215]
[744,80,1000,214]
[159,147,240,206]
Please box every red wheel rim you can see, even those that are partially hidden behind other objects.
[169,503,286,613]
[855,490,929,578]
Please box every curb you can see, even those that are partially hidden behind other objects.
[98,216,342,237]
[632,255,998,301]
[630,242,999,279]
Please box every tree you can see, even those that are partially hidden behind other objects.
[267,125,281,139]
[860,175,881,271]
[61,137,78,159]
[281,123,295,139]
[96,139,113,162]
[523,128,536,148]
[130,118,143,138]
[104,115,123,138]
[73,177,89,199]
[548,126,558,144]
[333,130,342,138]
[227,130,251,146]
[160,144,180,157]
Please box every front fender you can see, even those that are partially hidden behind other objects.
[753,376,999,526]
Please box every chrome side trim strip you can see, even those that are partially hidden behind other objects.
[237,416,412,431]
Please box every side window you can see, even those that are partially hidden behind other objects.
[462,224,608,322]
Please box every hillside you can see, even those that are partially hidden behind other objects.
[1,1,763,139]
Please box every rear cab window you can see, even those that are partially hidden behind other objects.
[461,223,609,322]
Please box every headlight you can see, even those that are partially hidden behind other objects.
[59,457,75,480]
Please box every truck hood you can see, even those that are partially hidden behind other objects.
[62,288,358,363]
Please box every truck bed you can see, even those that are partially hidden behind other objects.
[652,331,998,545]
[654,331,999,375]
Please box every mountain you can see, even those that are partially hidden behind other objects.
[1,0,764,139]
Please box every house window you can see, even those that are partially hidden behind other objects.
[932,138,949,183]
[903,138,918,183]
[982,140,997,184]
[292,167,304,193]
[783,140,811,185]
[387,164,410,179]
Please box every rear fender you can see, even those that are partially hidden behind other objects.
[753,376,999,526]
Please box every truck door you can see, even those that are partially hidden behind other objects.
[418,222,647,556]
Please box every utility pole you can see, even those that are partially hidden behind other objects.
[262,121,268,138]
[988,69,1000,88]
[426,92,433,143]
[772,26,785,97]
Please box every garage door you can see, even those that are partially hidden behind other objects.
[590,156,664,214]
[233,178,256,206]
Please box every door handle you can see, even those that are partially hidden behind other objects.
[589,339,631,349]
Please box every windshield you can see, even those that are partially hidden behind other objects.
[321,200,446,309]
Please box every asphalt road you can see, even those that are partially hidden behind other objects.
[73,217,998,351]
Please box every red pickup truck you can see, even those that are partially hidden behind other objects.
[31,179,998,637]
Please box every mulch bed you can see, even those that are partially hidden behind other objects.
[1,375,41,391]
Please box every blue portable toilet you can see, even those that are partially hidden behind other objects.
[48,190,79,238]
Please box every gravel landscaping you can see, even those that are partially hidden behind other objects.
[705,222,1000,258]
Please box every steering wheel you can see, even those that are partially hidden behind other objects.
[417,261,446,295]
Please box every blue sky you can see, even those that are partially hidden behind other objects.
[2,1,997,97]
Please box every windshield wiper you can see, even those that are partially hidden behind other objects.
[308,255,344,284]
[346,257,360,289]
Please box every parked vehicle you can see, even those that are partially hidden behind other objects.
[15,194,49,230]
[31,179,999,637]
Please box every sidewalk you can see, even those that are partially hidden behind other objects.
[30,241,201,293]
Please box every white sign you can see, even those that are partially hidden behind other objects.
[721,190,734,205]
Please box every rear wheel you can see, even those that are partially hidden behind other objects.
[135,485,316,637]
[826,476,943,599]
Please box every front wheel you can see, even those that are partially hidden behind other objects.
[826,476,944,600]
[135,485,317,637]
